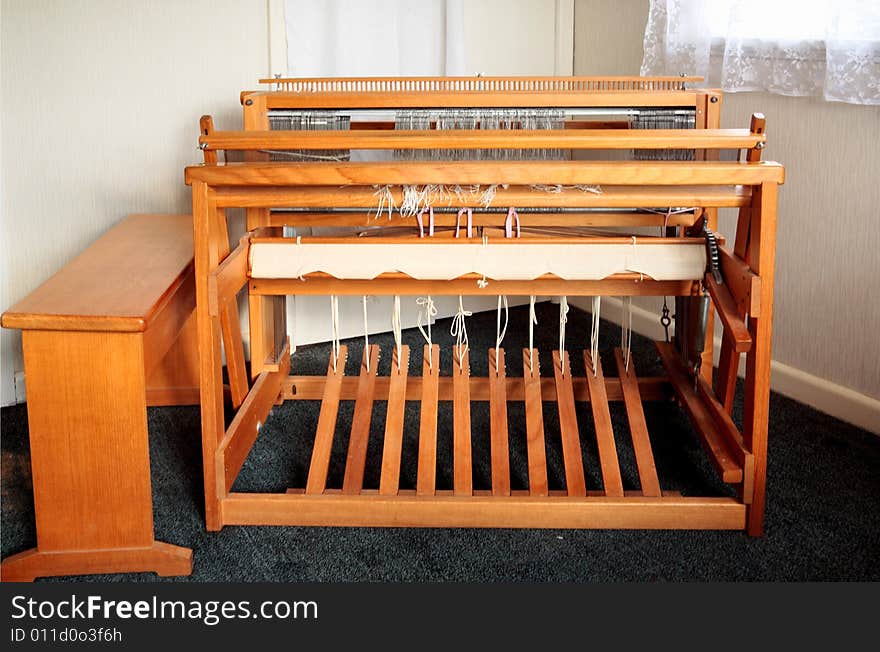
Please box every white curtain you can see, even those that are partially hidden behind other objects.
[285,0,466,76]
[281,0,470,345]
[641,0,880,105]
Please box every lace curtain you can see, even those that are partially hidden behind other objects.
[641,0,880,105]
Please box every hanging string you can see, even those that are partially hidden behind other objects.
[495,295,509,351]
[477,233,489,288]
[450,296,472,369]
[416,296,437,370]
[559,296,569,376]
[504,207,520,239]
[362,296,370,372]
[416,206,434,238]
[493,295,509,376]
[528,295,537,373]
[391,295,403,374]
[330,295,341,373]
[589,296,601,377]
[621,296,633,372]
[659,207,676,342]
[456,207,473,238]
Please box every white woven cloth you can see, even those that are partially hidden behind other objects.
[250,241,707,281]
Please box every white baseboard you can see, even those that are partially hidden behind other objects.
[569,297,880,435]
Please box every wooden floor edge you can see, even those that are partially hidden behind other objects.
[220,494,746,530]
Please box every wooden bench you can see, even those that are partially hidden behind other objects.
[1,214,197,581]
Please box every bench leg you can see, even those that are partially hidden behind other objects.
[2,330,192,581]
[1,543,192,582]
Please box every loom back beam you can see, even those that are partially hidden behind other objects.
[187,77,782,537]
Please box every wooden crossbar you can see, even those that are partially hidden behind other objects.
[185,160,785,187]
[211,184,752,209]
[201,128,765,152]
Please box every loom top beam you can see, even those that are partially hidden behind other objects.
[200,128,766,151]
[185,160,784,187]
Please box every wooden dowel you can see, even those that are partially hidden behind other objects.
[378,345,409,496]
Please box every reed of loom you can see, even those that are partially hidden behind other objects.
[186,76,781,536]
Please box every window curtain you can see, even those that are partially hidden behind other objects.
[641,0,880,105]
[285,0,466,76]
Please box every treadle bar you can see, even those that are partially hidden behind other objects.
[342,345,380,495]
[489,348,511,496]
[583,352,624,497]
[656,341,744,484]
[305,346,347,494]
[522,349,548,496]
[552,350,587,497]
[416,344,440,496]
[613,349,661,497]
[379,345,410,496]
[453,345,472,496]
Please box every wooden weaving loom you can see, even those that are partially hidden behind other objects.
[186,76,782,536]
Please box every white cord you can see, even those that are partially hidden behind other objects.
[450,296,472,369]
[621,296,633,373]
[416,296,437,370]
[477,233,489,288]
[590,296,601,377]
[330,295,340,373]
[528,295,537,373]
[391,295,403,374]
[495,295,509,352]
[559,296,569,376]
[362,295,370,372]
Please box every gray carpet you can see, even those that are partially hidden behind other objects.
[2,304,878,581]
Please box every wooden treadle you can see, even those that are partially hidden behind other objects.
[273,345,752,513]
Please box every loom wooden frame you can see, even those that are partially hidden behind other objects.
[185,78,780,536]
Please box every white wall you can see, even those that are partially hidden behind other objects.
[4,0,876,426]
[0,0,270,405]
[574,0,880,424]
